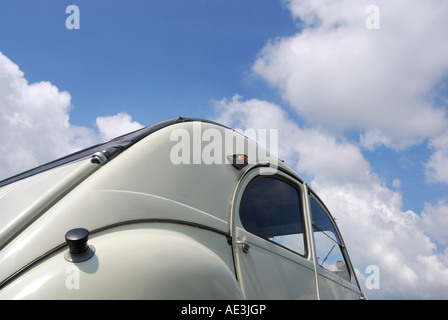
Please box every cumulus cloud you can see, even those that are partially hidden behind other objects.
[232,0,448,299]
[0,52,95,178]
[425,130,448,185]
[215,95,371,183]
[96,112,144,141]
[313,178,448,299]
[421,201,448,247]
[0,52,143,180]
[254,0,448,149]
[214,95,448,299]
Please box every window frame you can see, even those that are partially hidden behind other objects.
[309,193,352,282]
[238,174,309,258]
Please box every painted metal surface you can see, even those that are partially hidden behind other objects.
[0,119,363,299]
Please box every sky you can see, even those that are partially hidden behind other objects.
[0,0,447,299]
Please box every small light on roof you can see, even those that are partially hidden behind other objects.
[228,154,248,170]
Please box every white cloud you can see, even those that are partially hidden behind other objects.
[214,95,448,299]
[254,0,448,149]
[312,177,448,299]
[0,52,96,178]
[1,0,446,299]
[0,52,143,180]
[240,1,448,298]
[215,95,371,183]
[421,201,448,247]
[96,112,144,141]
[392,178,401,189]
[425,130,448,185]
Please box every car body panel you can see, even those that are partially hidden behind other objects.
[0,224,242,299]
[0,118,364,299]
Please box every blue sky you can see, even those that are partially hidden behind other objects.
[1,0,296,126]
[1,0,448,299]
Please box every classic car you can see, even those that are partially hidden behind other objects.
[0,117,364,299]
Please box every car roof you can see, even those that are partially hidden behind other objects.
[0,117,228,188]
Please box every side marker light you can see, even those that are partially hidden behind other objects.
[227,154,248,170]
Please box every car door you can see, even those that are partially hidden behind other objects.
[231,168,317,299]
[308,193,362,299]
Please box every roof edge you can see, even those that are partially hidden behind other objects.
[0,117,227,188]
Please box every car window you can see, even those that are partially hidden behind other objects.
[309,196,350,282]
[239,176,306,256]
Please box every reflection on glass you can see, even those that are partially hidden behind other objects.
[240,176,306,256]
[310,197,350,282]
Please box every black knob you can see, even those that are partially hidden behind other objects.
[65,228,90,254]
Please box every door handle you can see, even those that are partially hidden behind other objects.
[237,240,251,253]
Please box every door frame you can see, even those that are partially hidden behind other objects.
[307,190,364,299]
[229,165,320,299]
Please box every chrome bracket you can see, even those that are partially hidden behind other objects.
[237,240,251,253]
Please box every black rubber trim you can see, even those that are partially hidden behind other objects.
[0,219,231,290]
[0,117,229,188]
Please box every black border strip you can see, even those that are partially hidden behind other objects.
[0,219,231,291]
